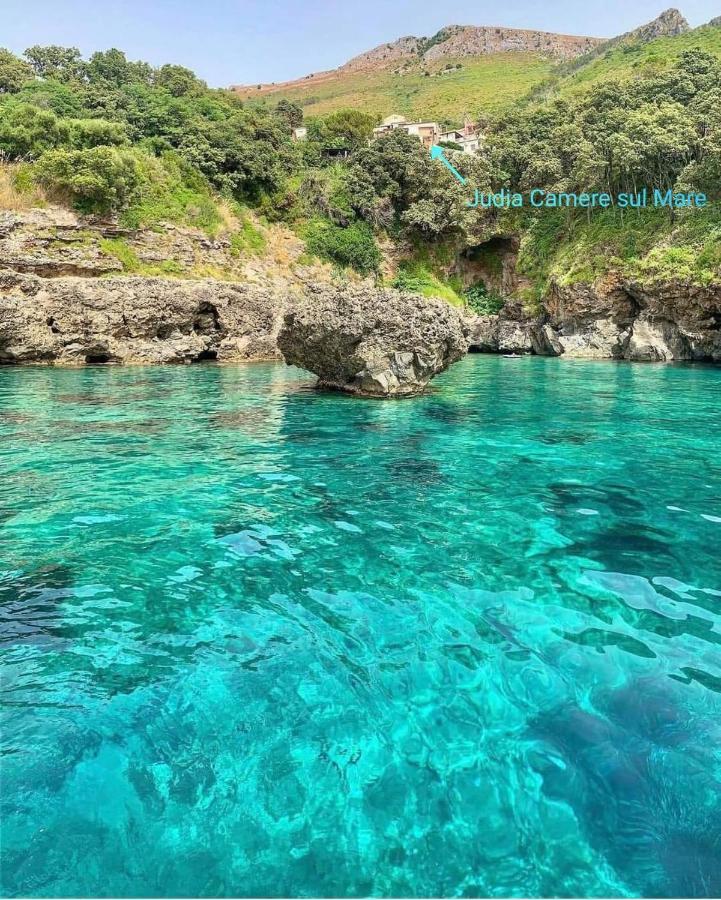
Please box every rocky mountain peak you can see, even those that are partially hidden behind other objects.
[625,8,690,42]
[340,24,603,71]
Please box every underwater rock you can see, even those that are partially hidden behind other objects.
[529,693,721,898]
[277,285,468,397]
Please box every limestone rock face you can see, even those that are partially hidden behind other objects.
[0,272,287,365]
[465,275,720,362]
[278,286,468,396]
[465,315,499,353]
[625,8,690,42]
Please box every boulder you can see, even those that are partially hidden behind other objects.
[277,285,468,397]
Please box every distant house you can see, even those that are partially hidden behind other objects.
[320,147,350,160]
[439,129,464,144]
[372,114,439,149]
[291,126,308,141]
[372,114,483,154]
[377,114,408,130]
[458,134,481,154]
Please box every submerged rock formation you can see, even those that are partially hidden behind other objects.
[0,272,287,365]
[278,286,468,396]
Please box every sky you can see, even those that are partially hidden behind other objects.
[1,0,719,87]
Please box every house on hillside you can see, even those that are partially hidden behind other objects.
[439,129,464,144]
[291,126,307,141]
[373,114,482,154]
[372,115,439,149]
[458,133,481,154]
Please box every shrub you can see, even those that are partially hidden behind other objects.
[304,219,380,274]
[120,151,222,232]
[391,260,465,306]
[69,118,128,149]
[0,104,71,158]
[35,146,142,212]
[465,282,505,315]
[229,218,266,256]
[0,103,127,159]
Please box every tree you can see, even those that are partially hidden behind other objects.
[155,64,205,97]
[0,104,70,157]
[308,108,376,151]
[86,49,152,87]
[275,98,303,128]
[23,45,85,82]
[0,48,33,94]
[34,146,142,212]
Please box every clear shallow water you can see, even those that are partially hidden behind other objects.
[1,355,720,899]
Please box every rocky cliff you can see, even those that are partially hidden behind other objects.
[0,207,308,365]
[0,271,286,365]
[466,276,721,362]
[621,8,690,43]
[2,208,718,367]
[342,26,602,69]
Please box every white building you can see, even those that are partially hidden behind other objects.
[439,129,464,144]
[372,115,439,149]
[458,134,481,154]
[373,114,482,155]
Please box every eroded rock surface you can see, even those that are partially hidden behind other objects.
[278,286,468,396]
[466,276,721,362]
[0,272,288,365]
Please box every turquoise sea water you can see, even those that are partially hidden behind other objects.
[1,355,720,898]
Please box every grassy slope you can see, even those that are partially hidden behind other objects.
[550,23,721,98]
[240,53,555,123]
[515,205,721,305]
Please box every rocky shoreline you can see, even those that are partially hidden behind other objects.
[1,208,719,372]
[466,278,721,362]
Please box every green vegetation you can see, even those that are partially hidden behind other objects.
[392,264,464,306]
[303,219,380,274]
[229,216,267,256]
[464,282,505,314]
[0,45,295,220]
[99,237,185,276]
[391,242,464,305]
[549,23,721,99]
[0,30,719,289]
[238,53,555,123]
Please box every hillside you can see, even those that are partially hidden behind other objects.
[232,25,603,121]
[238,53,560,122]
[231,9,717,123]
[537,14,721,100]
[0,14,718,325]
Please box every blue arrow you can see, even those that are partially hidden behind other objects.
[430,145,466,185]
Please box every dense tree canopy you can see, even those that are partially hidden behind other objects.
[0,42,718,279]
[490,51,721,198]
[0,44,296,203]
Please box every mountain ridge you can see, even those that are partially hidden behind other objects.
[232,25,603,96]
[227,9,715,123]
[231,8,692,101]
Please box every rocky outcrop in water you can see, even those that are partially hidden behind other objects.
[466,276,721,362]
[278,285,468,396]
[0,271,287,365]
